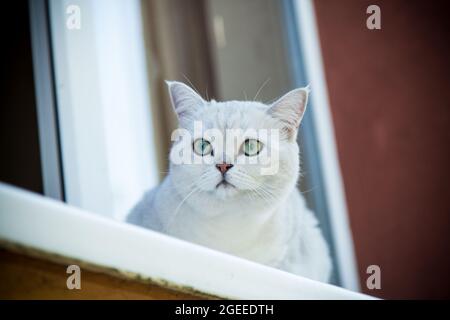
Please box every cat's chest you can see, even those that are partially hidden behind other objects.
[168,205,293,267]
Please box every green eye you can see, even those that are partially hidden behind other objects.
[193,138,213,156]
[243,139,262,156]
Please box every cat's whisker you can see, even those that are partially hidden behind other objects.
[251,188,274,207]
[253,77,270,101]
[235,175,278,204]
[166,186,199,231]
[215,169,279,206]
[228,174,274,207]
[231,171,265,189]
[252,187,275,205]
[181,73,202,97]
[299,186,317,195]
[257,187,278,204]
[254,182,284,200]
[168,176,216,230]
[175,170,211,187]
[167,172,218,230]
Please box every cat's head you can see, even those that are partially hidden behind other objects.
[167,81,308,212]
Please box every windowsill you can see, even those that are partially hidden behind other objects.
[0,183,373,299]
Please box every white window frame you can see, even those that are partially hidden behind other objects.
[48,0,159,220]
[293,0,360,291]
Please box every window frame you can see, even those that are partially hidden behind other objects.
[29,0,65,201]
[286,0,360,291]
[28,0,359,291]
[43,0,159,220]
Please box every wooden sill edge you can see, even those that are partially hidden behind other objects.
[0,238,221,300]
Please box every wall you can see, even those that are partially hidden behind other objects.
[314,0,450,299]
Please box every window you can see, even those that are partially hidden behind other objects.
[2,0,359,292]
[48,0,159,220]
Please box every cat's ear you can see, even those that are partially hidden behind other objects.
[267,86,309,140]
[166,81,205,125]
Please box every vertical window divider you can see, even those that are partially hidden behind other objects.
[28,0,65,201]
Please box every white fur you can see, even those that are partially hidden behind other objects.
[128,81,332,282]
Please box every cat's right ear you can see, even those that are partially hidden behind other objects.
[166,81,205,126]
[267,86,309,141]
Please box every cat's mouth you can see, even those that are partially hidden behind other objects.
[216,180,235,189]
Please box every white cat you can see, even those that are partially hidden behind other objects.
[128,81,332,282]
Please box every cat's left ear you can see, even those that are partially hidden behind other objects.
[166,81,205,126]
[267,86,309,140]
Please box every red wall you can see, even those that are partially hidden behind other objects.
[314,0,450,299]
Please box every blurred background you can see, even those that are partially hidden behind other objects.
[1,0,449,299]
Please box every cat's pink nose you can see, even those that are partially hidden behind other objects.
[216,163,233,174]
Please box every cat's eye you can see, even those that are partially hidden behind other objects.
[242,139,262,156]
[193,138,213,156]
